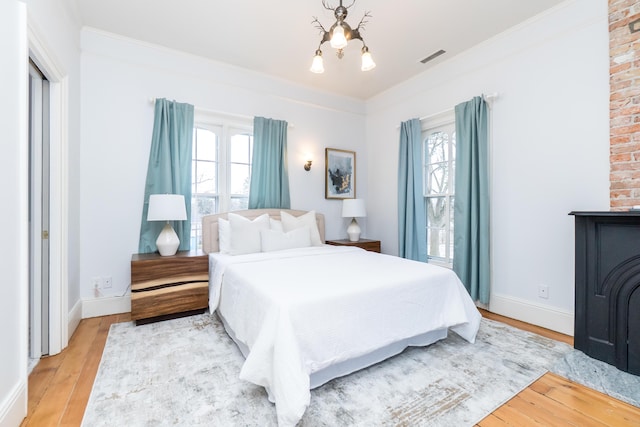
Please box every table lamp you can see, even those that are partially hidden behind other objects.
[342,198,367,242]
[147,194,187,256]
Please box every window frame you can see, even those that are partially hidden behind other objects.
[192,111,253,249]
[422,112,456,268]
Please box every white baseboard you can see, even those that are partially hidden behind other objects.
[68,298,82,337]
[489,293,574,336]
[82,295,131,319]
[0,380,27,427]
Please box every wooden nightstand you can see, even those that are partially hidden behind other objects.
[325,238,381,253]
[130,250,209,325]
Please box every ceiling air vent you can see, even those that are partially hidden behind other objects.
[420,49,446,64]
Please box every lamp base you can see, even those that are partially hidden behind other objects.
[347,217,361,242]
[156,222,180,256]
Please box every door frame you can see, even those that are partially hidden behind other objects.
[28,23,69,355]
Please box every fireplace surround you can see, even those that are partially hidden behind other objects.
[570,211,640,375]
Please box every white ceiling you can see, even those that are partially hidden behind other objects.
[71,0,566,100]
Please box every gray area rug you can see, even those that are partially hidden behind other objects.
[551,349,640,408]
[82,314,573,426]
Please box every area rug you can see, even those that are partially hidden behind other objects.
[82,314,572,426]
[551,349,640,408]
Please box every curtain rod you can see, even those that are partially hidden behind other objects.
[148,98,294,128]
[416,92,499,122]
[396,93,499,129]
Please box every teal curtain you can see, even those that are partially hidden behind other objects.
[453,96,490,303]
[138,98,194,253]
[248,116,291,209]
[398,118,427,261]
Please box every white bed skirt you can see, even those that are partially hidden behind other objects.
[217,310,449,389]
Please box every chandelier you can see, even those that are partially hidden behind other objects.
[310,0,376,74]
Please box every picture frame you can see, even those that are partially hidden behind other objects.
[325,148,356,199]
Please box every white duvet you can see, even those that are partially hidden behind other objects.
[209,245,481,426]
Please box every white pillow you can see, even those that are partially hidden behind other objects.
[228,213,270,255]
[281,210,322,246]
[260,227,311,252]
[270,218,283,232]
[218,218,231,253]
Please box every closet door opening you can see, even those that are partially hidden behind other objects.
[28,59,51,370]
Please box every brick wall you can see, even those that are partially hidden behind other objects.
[609,0,640,209]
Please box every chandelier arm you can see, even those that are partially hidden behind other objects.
[354,11,372,32]
[319,31,331,46]
[350,28,363,42]
[311,16,328,34]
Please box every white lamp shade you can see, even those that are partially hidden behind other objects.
[361,50,376,71]
[342,198,367,218]
[330,25,348,49]
[147,194,187,221]
[310,52,325,73]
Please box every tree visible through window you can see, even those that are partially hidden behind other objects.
[191,120,253,249]
[424,121,455,266]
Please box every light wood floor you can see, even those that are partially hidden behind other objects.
[20,310,640,426]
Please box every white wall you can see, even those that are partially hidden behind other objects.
[79,29,367,306]
[0,2,28,424]
[365,0,610,334]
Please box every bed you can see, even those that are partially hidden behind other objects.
[202,209,481,426]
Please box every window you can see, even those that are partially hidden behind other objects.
[191,117,253,249]
[423,119,456,266]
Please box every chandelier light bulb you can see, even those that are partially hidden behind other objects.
[310,50,325,73]
[361,46,376,71]
[330,24,348,49]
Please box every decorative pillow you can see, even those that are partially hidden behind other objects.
[281,210,322,246]
[260,227,311,252]
[218,218,231,253]
[270,218,283,232]
[228,213,270,255]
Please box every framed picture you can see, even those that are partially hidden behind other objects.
[325,148,356,199]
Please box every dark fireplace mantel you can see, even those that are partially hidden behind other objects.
[570,211,640,375]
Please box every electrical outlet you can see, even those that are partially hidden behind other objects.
[103,276,112,289]
[538,284,549,299]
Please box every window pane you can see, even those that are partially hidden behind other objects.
[230,163,250,195]
[195,128,217,161]
[230,196,248,211]
[190,196,217,249]
[427,197,447,258]
[427,227,447,259]
[194,161,216,193]
[230,133,252,163]
[192,196,217,220]
[427,131,449,163]
[427,162,448,195]
[451,132,456,161]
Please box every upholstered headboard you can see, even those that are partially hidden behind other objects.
[201,209,326,254]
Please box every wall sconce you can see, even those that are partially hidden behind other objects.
[304,160,313,171]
